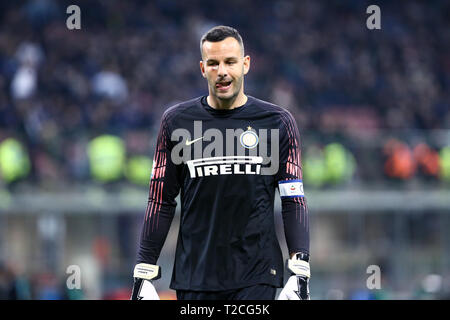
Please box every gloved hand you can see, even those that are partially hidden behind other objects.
[278,252,310,300]
[130,263,161,300]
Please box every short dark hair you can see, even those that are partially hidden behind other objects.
[200,25,244,57]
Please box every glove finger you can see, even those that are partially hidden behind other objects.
[140,280,160,300]
[287,291,300,300]
[277,288,288,300]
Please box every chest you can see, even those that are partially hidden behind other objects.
[170,118,281,178]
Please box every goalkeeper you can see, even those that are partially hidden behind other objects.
[131,25,310,300]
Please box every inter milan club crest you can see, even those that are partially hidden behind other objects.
[240,126,259,149]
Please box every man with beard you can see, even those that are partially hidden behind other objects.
[131,26,310,300]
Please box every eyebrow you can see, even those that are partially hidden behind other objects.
[206,57,239,63]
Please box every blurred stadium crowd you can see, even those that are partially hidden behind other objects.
[1,0,450,301]
[0,0,449,188]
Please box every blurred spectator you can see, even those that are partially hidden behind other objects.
[383,139,417,180]
[91,70,128,103]
[10,42,44,100]
[0,262,32,300]
[413,143,440,179]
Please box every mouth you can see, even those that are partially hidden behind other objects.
[215,80,232,92]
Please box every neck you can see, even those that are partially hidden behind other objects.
[207,90,248,110]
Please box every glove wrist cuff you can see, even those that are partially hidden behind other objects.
[287,259,310,278]
[133,263,161,281]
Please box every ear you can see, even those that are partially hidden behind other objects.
[243,55,251,75]
[199,60,206,78]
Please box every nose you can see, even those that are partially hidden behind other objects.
[217,62,227,77]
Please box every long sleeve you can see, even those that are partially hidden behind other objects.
[136,111,180,265]
[275,110,310,256]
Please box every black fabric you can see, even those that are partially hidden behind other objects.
[176,284,277,300]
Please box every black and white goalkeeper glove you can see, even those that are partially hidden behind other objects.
[278,252,310,300]
[130,263,161,300]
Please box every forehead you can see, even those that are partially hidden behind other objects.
[202,37,242,60]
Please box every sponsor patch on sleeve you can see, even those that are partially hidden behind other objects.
[278,180,304,198]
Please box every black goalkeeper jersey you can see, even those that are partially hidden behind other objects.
[137,95,309,291]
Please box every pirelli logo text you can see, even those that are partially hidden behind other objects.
[186,156,263,178]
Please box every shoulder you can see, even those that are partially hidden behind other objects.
[248,95,296,124]
[162,96,203,124]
